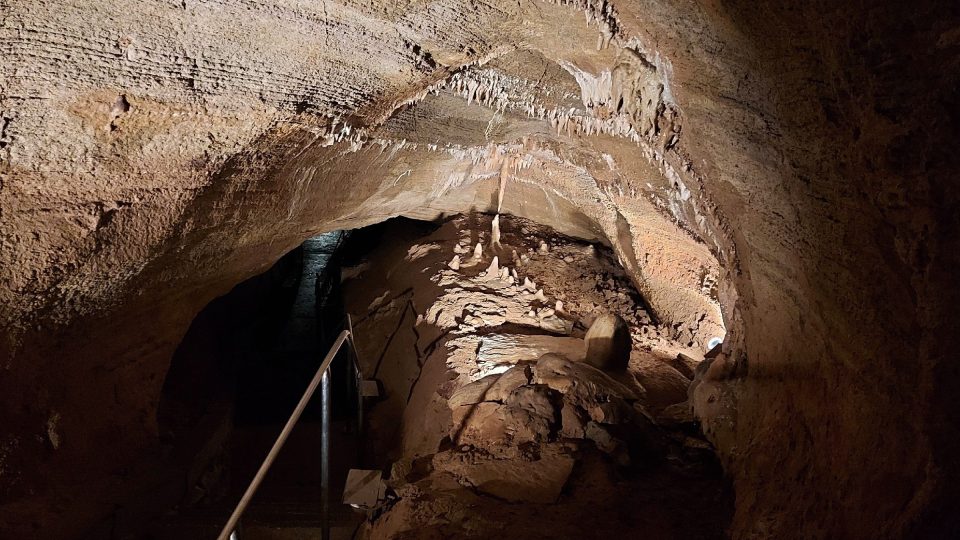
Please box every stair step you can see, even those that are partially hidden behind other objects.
[239,524,359,540]
[148,504,363,540]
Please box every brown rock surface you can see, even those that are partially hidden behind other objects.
[630,350,693,412]
[583,313,633,371]
[343,215,728,537]
[431,444,575,504]
[533,353,640,405]
[2,0,958,538]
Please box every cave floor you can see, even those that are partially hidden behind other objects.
[148,422,364,540]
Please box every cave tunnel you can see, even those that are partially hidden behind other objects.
[1,1,959,539]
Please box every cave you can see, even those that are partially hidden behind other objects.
[1,1,958,539]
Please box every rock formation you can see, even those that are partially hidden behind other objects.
[342,215,726,538]
[583,313,632,371]
[1,0,957,538]
[484,256,500,277]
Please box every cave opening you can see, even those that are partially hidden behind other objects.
[149,211,731,539]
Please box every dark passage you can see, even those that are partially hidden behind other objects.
[152,231,363,539]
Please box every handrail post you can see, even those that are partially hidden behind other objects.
[347,314,363,465]
[216,330,351,540]
[355,357,363,466]
[320,369,331,540]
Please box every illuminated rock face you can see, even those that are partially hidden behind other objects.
[1,0,957,538]
[343,215,726,537]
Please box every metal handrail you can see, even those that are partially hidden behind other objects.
[217,329,353,540]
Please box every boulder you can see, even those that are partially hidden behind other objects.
[505,384,560,424]
[583,313,632,371]
[584,421,630,465]
[534,353,638,402]
[447,365,531,409]
[631,350,693,410]
[448,374,500,408]
[431,445,575,503]
[657,401,695,426]
[669,352,698,379]
[533,353,639,426]
[559,402,586,439]
[485,365,531,402]
[451,384,559,450]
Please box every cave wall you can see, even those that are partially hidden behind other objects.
[1,0,958,538]
[663,3,960,537]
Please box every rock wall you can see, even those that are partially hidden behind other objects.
[1,0,957,538]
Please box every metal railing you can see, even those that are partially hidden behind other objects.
[216,323,361,540]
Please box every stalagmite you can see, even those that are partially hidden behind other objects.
[454,243,469,254]
[448,255,461,270]
[556,300,564,312]
[510,268,519,280]
[484,256,500,276]
[583,314,632,371]
[523,277,536,292]
[491,214,502,247]
[500,267,510,281]
[534,289,548,302]
[472,242,483,260]
[539,242,549,254]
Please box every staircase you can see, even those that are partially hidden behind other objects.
[149,232,366,540]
